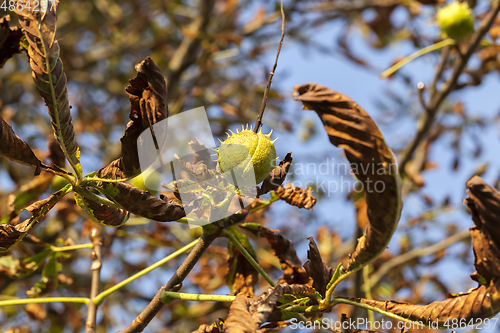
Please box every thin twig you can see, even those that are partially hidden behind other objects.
[93,238,198,305]
[398,0,500,175]
[166,0,215,99]
[160,291,235,303]
[430,46,451,94]
[254,0,285,133]
[0,297,90,307]
[118,228,222,333]
[365,229,471,289]
[86,227,103,333]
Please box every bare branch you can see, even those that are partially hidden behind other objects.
[86,227,103,333]
[366,229,471,289]
[254,0,285,133]
[118,228,222,333]
[398,0,500,174]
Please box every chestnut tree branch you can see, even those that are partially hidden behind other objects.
[398,0,500,175]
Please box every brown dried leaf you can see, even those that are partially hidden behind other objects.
[74,194,130,227]
[465,176,500,280]
[224,284,315,332]
[0,186,69,251]
[257,152,293,197]
[303,237,333,297]
[250,284,315,326]
[0,116,41,175]
[225,294,257,333]
[0,15,23,68]
[294,83,401,273]
[98,57,168,180]
[351,278,500,327]
[101,182,185,222]
[15,1,81,174]
[241,223,309,285]
[275,183,316,210]
[190,138,217,169]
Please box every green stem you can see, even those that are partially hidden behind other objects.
[73,186,123,209]
[332,297,427,327]
[174,217,210,226]
[363,265,375,323]
[223,229,276,287]
[42,167,76,186]
[0,297,89,307]
[248,192,280,214]
[160,291,235,303]
[283,305,322,313]
[83,176,132,184]
[380,38,456,78]
[51,243,93,252]
[323,270,353,307]
[93,238,199,305]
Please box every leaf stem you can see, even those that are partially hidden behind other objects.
[362,265,375,323]
[223,229,276,287]
[93,238,199,305]
[160,291,235,303]
[0,297,89,307]
[51,243,93,252]
[380,38,456,78]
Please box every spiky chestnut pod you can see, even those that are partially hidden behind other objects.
[217,125,277,184]
[437,2,475,40]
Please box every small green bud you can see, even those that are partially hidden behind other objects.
[437,2,475,40]
[217,125,277,184]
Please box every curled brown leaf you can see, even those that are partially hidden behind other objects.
[190,138,217,169]
[275,183,316,210]
[0,116,42,175]
[0,15,23,68]
[98,57,168,180]
[293,83,401,273]
[75,194,130,227]
[303,237,333,297]
[350,278,500,328]
[102,182,185,222]
[0,187,69,251]
[15,1,81,173]
[465,176,500,281]
[257,152,293,197]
